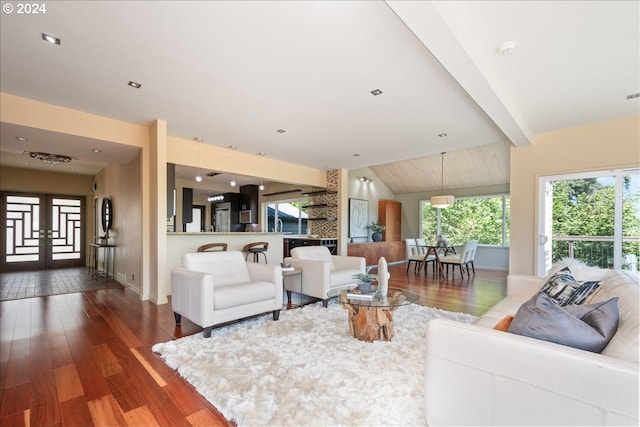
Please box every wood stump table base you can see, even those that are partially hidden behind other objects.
[341,304,396,342]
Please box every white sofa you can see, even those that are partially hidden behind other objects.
[171,251,283,337]
[284,246,365,306]
[424,259,639,426]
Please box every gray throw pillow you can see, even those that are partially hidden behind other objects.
[540,266,600,306]
[508,292,619,353]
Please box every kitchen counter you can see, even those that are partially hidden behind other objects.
[283,236,337,257]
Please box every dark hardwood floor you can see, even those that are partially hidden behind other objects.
[0,263,506,426]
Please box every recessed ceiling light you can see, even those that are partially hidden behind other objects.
[353,153,361,157]
[91,149,102,153]
[194,137,203,142]
[42,33,61,45]
[257,152,266,156]
[16,136,28,142]
[276,129,286,133]
[626,93,640,100]
[128,81,142,89]
[370,89,383,96]
[438,133,447,137]
[227,145,237,150]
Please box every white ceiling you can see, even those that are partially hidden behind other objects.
[1,1,638,193]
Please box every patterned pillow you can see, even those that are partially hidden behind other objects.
[540,266,600,306]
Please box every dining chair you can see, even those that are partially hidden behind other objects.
[439,240,478,278]
[415,238,437,273]
[405,238,424,272]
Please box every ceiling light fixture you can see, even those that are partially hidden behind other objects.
[128,81,142,89]
[259,183,265,191]
[370,89,383,96]
[28,151,73,165]
[16,136,28,142]
[276,129,286,133]
[194,137,203,142]
[91,148,102,153]
[42,33,61,45]
[195,174,203,183]
[208,195,224,202]
[438,133,447,138]
[430,152,454,209]
[626,93,640,100]
[229,179,237,187]
[227,145,237,150]
[359,176,372,183]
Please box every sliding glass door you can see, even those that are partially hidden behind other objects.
[536,169,640,275]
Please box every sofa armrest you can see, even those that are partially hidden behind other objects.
[332,255,365,271]
[246,262,281,286]
[171,267,215,327]
[506,273,544,298]
[425,318,639,426]
[284,257,331,300]
[246,263,284,307]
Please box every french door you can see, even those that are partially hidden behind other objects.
[0,192,85,272]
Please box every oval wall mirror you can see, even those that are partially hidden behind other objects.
[101,197,113,234]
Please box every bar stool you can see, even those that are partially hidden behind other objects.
[197,243,228,252]
[242,241,269,263]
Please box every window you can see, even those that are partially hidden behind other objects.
[537,169,639,272]
[266,199,308,234]
[421,195,510,246]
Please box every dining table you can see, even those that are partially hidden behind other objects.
[417,243,456,276]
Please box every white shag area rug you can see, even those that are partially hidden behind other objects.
[152,302,477,427]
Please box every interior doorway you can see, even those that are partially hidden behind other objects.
[1,192,86,272]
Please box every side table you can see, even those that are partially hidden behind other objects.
[283,267,302,305]
[89,243,116,282]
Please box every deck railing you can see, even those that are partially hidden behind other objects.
[552,235,640,271]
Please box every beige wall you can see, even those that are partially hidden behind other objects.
[0,166,94,196]
[91,155,143,294]
[510,116,640,275]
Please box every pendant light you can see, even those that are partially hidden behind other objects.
[430,152,454,209]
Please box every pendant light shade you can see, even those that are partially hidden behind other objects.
[430,152,454,209]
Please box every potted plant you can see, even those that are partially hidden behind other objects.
[367,221,386,242]
[352,272,377,293]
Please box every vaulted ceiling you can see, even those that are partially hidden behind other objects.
[1,1,638,194]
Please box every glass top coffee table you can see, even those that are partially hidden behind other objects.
[328,286,418,342]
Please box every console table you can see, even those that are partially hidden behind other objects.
[89,243,116,281]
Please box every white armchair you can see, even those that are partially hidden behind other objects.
[171,251,283,337]
[284,246,365,306]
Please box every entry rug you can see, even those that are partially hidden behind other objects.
[152,302,477,426]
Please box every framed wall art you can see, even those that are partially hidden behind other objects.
[348,198,368,238]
